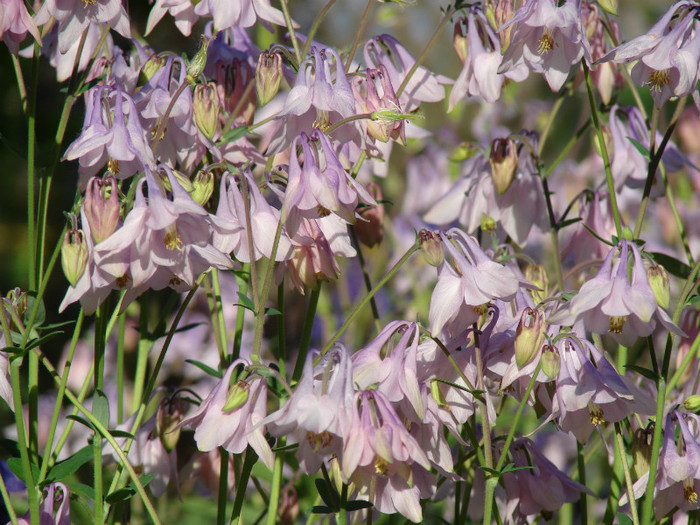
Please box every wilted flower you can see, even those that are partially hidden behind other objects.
[498,0,591,91]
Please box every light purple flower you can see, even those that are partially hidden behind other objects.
[364,34,452,112]
[600,1,700,107]
[63,84,155,186]
[146,0,199,36]
[550,240,682,345]
[498,0,591,92]
[265,346,354,474]
[16,482,70,525]
[181,359,274,469]
[34,0,130,55]
[562,191,618,263]
[193,0,286,31]
[428,228,523,336]
[0,0,41,53]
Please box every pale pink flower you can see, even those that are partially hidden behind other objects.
[0,0,41,53]
[146,0,199,36]
[193,0,286,31]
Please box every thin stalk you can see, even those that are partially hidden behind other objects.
[131,311,153,414]
[212,270,229,362]
[395,7,456,98]
[27,49,39,290]
[474,325,493,525]
[322,243,419,353]
[582,61,622,238]
[205,275,227,365]
[633,98,686,239]
[217,450,230,525]
[615,422,640,525]
[577,442,589,525]
[349,227,380,329]
[252,218,285,360]
[668,331,700,392]
[345,0,376,71]
[38,309,85,481]
[541,177,565,291]
[10,54,27,112]
[662,163,694,265]
[265,440,285,525]
[0,470,19,525]
[94,427,104,525]
[301,0,337,60]
[277,282,286,377]
[280,0,301,63]
[117,312,125,424]
[152,81,190,146]
[324,112,373,135]
[544,120,591,177]
[291,283,321,382]
[641,378,666,525]
[232,264,249,360]
[538,95,565,158]
[241,176,260,309]
[230,447,259,525]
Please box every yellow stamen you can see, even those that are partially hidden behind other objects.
[609,316,627,334]
[164,225,183,251]
[537,30,555,55]
[589,403,606,426]
[685,480,698,503]
[374,458,389,476]
[107,158,120,174]
[647,69,671,92]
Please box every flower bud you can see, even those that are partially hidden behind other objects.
[191,170,215,206]
[450,142,479,162]
[684,395,700,412]
[524,264,548,304]
[256,50,283,106]
[419,230,444,267]
[84,175,120,244]
[139,54,166,85]
[453,17,468,63]
[217,59,257,125]
[631,427,653,478]
[187,36,209,84]
[514,307,546,368]
[61,229,88,287]
[493,0,515,50]
[593,126,613,159]
[646,263,670,309]
[430,379,449,409]
[279,487,300,525]
[354,182,385,248]
[597,0,617,15]
[489,138,518,195]
[223,380,250,412]
[480,213,497,233]
[157,397,185,453]
[541,344,560,379]
[193,82,221,140]
[621,226,634,241]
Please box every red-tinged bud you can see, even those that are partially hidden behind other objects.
[157,396,185,453]
[524,264,548,304]
[453,17,468,63]
[193,82,221,140]
[489,138,518,195]
[354,182,385,248]
[646,263,670,309]
[541,344,560,379]
[492,0,515,50]
[279,487,300,525]
[61,229,88,287]
[84,175,120,244]
[191,170,215,206]
[217,59,257,125]
[515,307,546,368]
[419,230,444,267]
[256,50,283,106]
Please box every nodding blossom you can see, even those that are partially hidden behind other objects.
[428,228,523,336]
[550,240,682,346]
[498,0,591,92]
[600,1,700,107]
[0,0,41,53]
[193,0,286,32]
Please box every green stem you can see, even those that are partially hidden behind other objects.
[277,283,286,378]
[322,243,419,354]
[350,227,381,329]
[641,377,666,525]
[232,264,249,360]
[280,0,301,63]
[338,483,348,525]
[265,440,285,525]
[0,468,19,525]
[27,49,39,290]
[582,60,622,238]
[230,447,259,525]
[94,427,104,525]
[10,53,27,113]
[544,120,591,177]
[538,95,565,158]
[324,112,373,135]
[541,176,565,291]
[395,7,455,98]
[668,331,700,392]
[205,275,227,366]
[301,0,337,60]
[615,422,640,525]
[345,0,376,72]
[577,442,588,525]
[291,283,321,382]
[661,163,694,266]
[217,449,230,525]
[117,312,125,424]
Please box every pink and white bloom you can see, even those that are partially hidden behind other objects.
[181,359,274,469]
[145,0,199,36]
[550,240,682,345]
[428,228,523,336]
[498,0,591,92]
[193,0,286,31]
[0,0,41,53]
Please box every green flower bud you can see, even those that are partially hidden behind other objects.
[480,213,497,233]
[430,379,449,410]
[453,17,468,63]
[515,307,545,368]
[193,82,221,140]
[223,380,250,412]
[187,36,210,84]
[139,54,166,85]
[646,263,670,309]
[684,395,700,412]
[489,137,518,195]
[419,230,444,267]
[191,170,215,206]
[256,50,283,106]
[157,397,185,453]
[541,344,560,379]
[61,229,88,287]
[597,0,618,15]
[524,264,548,304]
[631,427,653,478]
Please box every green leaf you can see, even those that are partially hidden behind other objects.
[7,457,39,484]
[109,430,135,439]
[557,217,582,230]
[235,292,256,312]
[24,330,65,352]
[624,364,660,382]
[185,359,222,378]
[24,292,46,327]
[92,389,110,428]
[616,512,634,525]
[46,445,93,483]
[265,307,282,316]
[105,487,136,504]
[314,478,339,511]
[67,414,94,431]
[218,126,249,144]
[650,252,692,279]
[311,506,334,514]
[67,481,95,502]
[345,500,373,511]
[626,137,650,160]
